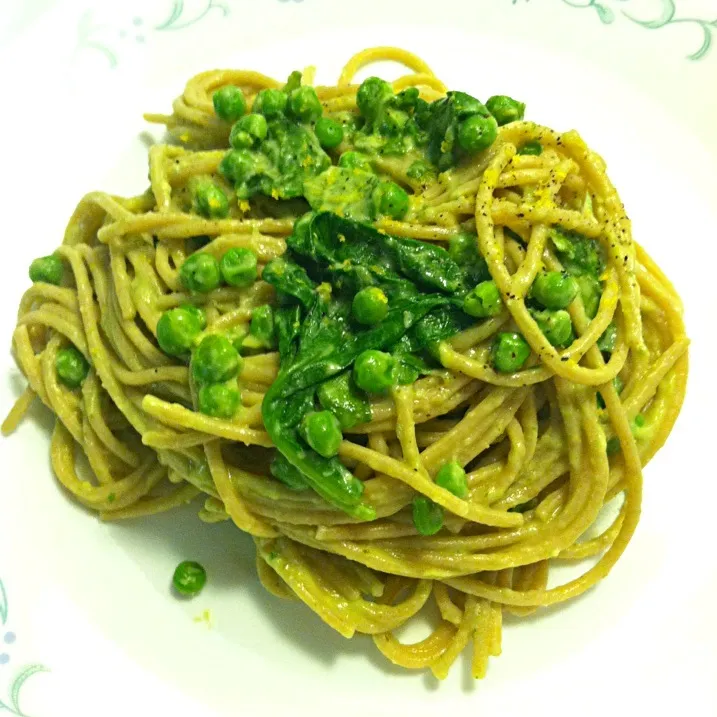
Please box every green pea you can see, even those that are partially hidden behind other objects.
[219,149,256,184]
[192,334,241,384]
[172,560,207,597]
[156,307,203,357]
[531,271,578,310]
[412,496,444,536]
[457,114,498,153]
[532,309,573,347]
[435,460,468,498]
[249,304,275,347]
[253,88,288,118]
[238,113,268,142]
[212,86,246,122]
[220,247,257,288]
[518,140,542,156]
[288,86,322,123]
[597,321,618,353]
[353,349,395,394]
[631,413,647,438]
[29,254,64,285]
[55,346,89,388]
[492,332,531,372]
[191,180,229,219]
[463,280,502,318]
[314,117,344,149]
[180,253,221,293]
[197,381,240,418]
[356,77,393,121]
[486,95,526,126]
[180,303,207,330]
[352,287,388,326]
[270,454,309,491]
[451,91,487,118]
[299,410,343,458]
[229,127,253,149]
[338,151,371,171]
[373,181,409,220]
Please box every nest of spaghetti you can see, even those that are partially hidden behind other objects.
[6,47,688,680]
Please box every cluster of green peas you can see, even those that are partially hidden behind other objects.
[472,276,578,373]
[448,94,527,156]
[29,254,91,389]
[213,84,350,184]
[213,82,346,150]
[447,233,578,373]
[212,82,412,221]
[331,262,578,385]
[488,266,579,374]
[413,460,468,535]
[409,245,579,534]
[155,246,275,419]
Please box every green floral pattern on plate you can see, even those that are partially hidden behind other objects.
[558,0,717,60]
[0,579,48,717]
[77,0,233,66]
[78,0,716,68]
[154,0,230,31]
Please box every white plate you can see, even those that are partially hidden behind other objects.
[1,1,716,715]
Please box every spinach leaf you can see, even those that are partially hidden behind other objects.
[303,167,379,223]
[269,292,446,401]
[448,232,491,286]
[291,212,469,295]
[232,118,331,200]
[283,70,303,94]
[262,257,316,308]
[390,236,466,293]
[393,352,433,385]
[549,227,606,318]
[410,304,475,354]
[550,227,605,277]
[425,91,492,170]
[261,212,476,519]
[274,305,302,363]
[352,82,427,158]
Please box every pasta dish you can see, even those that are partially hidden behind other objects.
[4,47,689,679]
